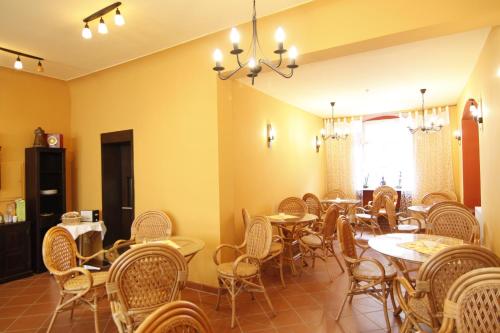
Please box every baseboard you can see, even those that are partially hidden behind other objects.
[186,280,218,294]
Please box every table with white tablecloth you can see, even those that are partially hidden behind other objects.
[58,221,107,257]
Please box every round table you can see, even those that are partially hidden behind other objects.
[368,233,464,264]
[110,236,205,264]
[267,213,318,275]
[321,198,360,211]
[407,204,431,217]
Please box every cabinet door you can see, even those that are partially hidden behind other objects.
[4,224,31,277]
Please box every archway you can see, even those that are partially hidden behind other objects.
[461,99,481,208]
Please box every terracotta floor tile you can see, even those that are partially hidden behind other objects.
[269,309,303,327]
[0,317,18,331]
[237,312,274,332]
[5,314,50,331]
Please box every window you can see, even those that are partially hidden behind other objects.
[361,118,413,189]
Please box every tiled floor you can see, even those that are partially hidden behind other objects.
[0,247,404,333]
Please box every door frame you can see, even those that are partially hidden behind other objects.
[100,129,134,244]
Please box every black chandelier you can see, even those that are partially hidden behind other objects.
[211,0,299,85]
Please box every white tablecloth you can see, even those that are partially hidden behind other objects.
[58,221,107,240]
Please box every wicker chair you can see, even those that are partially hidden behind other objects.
[242,209,286,288]
[384,195,421,233]
[213,216,276,328]
[336,216,397,332]
[393,245,500,332]
[324,189,346,199]
[427,204,480,244]
[278,197,308,218]
[438,267,500,333]
[114,210,173,247]
[421,192,457,205]
[373,185,398,206]
[302,193,324,219]
[106,244,188,333]
[43,227,109,333]
[355,193,386,235]
[298,204,344,280]
[135,301,213,333]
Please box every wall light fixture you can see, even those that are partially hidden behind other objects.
[267,124,275,148]
[315,136,321,152]
[454,130,462,145]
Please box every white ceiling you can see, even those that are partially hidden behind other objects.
[244,28,490,117]
[0,0,311,80]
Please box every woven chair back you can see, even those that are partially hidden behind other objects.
[440,267,500,333]
[427,205,479,243]
[373,185,398,205]
[422,192,457,205]
[302,193,322,217]
[278,197,307,218]
[245,216,273,260]
[383,194,398,230]
[241,208,251,229]
[131,210,173,243]
[42,226,78,287]
[428,200,469,214]
[322,204,340,239]
[416,245,500,321]
[136,300,213,333]
[106,244,188,325]
[324,189,346,199]
[337,215,358,261]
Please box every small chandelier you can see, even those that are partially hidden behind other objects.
[211,0,298,85]
[407,88,446,134]
[321,102,349,141]
[0,46,44,73]
[81,2,125,39]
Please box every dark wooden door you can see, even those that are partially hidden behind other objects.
[101,130,134,246]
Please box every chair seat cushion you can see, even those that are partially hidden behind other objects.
[353,261,397,280]
[356,213,373,220]
[217,262,258,277]
[64,271,108,291]
[300,234,323,246]
[397,224,419,232]
[270,242,283,253]
[408,295,432,323]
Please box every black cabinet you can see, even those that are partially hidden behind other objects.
[0,222,32,283]
[25,148,66,273]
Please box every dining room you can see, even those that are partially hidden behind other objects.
[1,1,500,333]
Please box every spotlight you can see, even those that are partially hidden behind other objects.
[114,8,125,26]
[82,23,92,39]
[37,61,44,73]
[98,17,108,34]
[14,56,23,70]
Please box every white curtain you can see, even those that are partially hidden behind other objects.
[411,126,455,203]
[325,118,362,198]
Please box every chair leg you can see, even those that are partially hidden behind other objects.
[93,295,100,333]
[230,280,237,329]
[400,317,410,333]
[215,278,223,310]
[335,292,350,320]
[70,300,76,319]
[381,285,392,333]
[46,296,64,333]
[258,275,275,316]
[278,253,286,288]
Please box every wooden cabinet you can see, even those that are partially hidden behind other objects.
[0,222,32,283]
[25,148,66,273]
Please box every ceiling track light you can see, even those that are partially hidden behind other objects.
[81,2,124,39]
[0,46,44,73]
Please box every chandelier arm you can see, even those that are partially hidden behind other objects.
[217,64,246,80]
[236,53,244,68]
[260,60,293,78]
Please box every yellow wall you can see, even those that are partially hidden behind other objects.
[0,68,71,212]
[457,26,500,254]
[219,81,325,245]
[62,0,500,286]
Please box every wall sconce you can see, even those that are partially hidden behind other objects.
[267,124,275,147]
[315,136,321,152]
[469,99,483,129]
[454,130,462,145]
